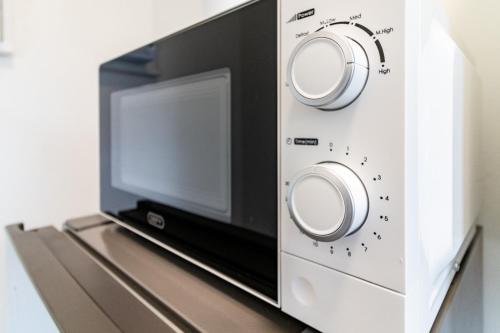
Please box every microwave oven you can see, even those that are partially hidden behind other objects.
[99,0,480,332]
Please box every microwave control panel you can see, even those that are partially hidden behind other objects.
[280,0,406,294]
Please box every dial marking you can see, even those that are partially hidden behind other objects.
[361,243,368,252]
[354,23,374,36]
[327,21,387,64]
[330,21,349,26]
[374,39,386,63]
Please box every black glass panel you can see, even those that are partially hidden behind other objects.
[99,0,277,300]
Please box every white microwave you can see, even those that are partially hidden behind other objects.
[99,0,480,332]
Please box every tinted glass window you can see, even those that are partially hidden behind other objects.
[100,0,278,300]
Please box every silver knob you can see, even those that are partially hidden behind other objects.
[287,31,369,110]
[287,163,369,242]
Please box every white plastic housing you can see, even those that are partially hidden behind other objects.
[280,0,479,332]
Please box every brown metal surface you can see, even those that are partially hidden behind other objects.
[67,215,306,333]
[431,227,483,333]
[6,224,121,333]
[65,214,111,231]
[8,215,482,333]
[36,226,180,333]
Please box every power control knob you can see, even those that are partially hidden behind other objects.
[287,163,368,242]
[287,31,369,110]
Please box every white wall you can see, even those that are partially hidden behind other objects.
[440,1,500,332]
[202,0,247,14]
[0,0,208,327]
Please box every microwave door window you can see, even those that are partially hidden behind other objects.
[100,0,278,301]
[110,69,231,223]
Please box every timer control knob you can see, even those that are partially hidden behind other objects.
[287,163,368,242]
[287,31,369,110]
